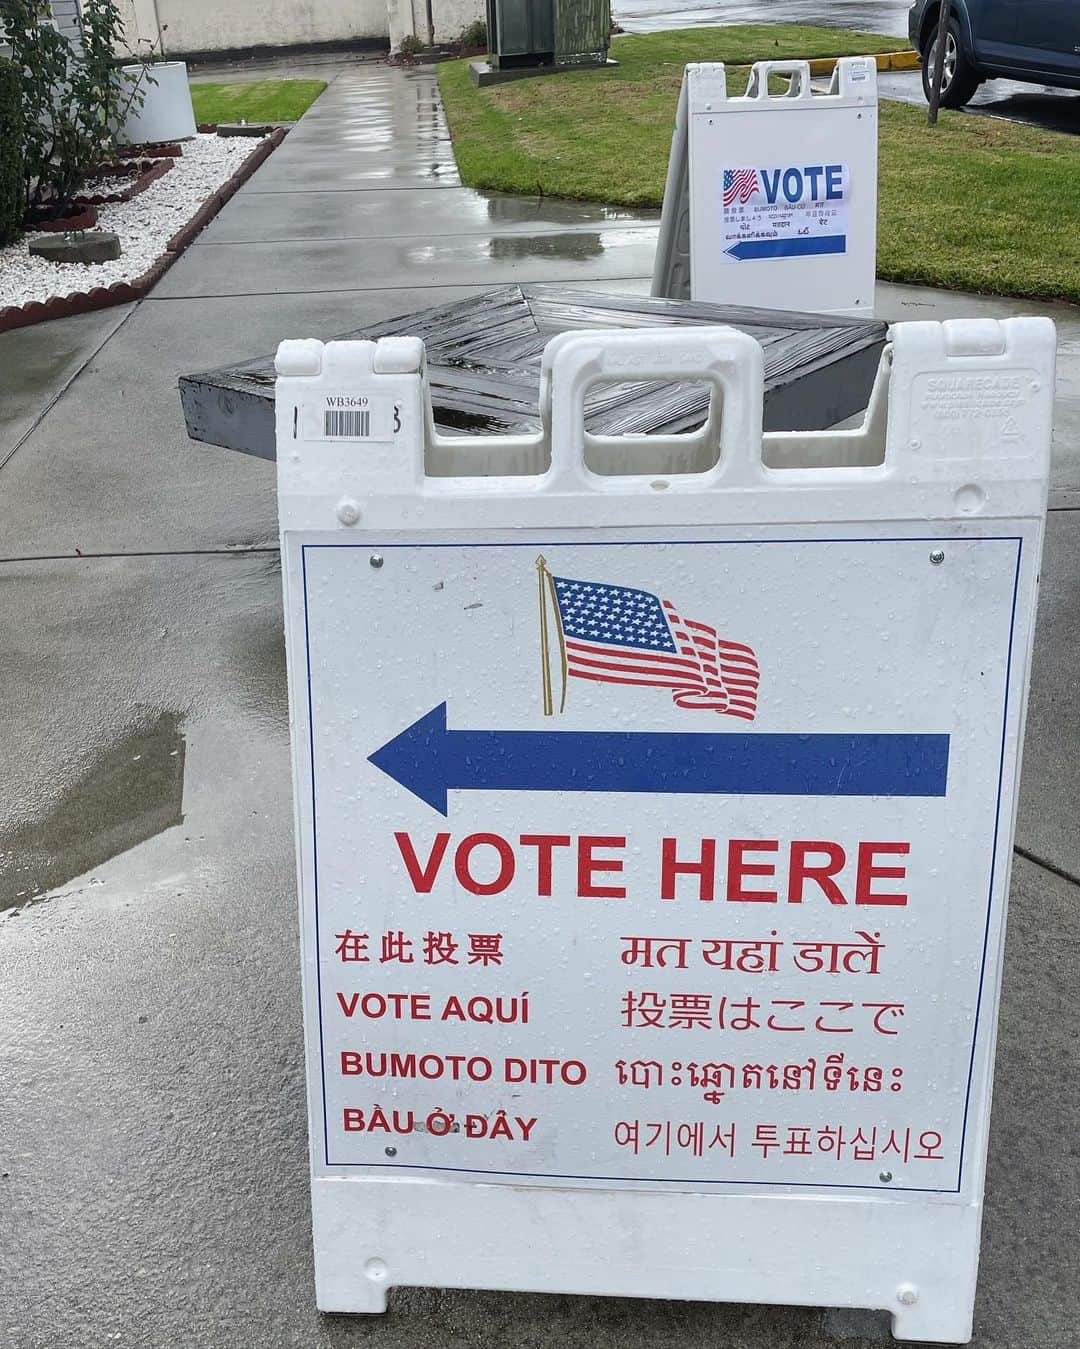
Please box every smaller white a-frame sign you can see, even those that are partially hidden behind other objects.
[653,58,878,317]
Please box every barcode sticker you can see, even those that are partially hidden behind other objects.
[325,408,371,438]
[303,395,395,442]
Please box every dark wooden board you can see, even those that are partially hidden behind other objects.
[179,284,888,461]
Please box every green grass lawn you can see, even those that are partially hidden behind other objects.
[189,79,327,124]
[439,25,1080,304]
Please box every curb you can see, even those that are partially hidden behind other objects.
[164,128,286,254]
[0,127,288,336]
[805,50,920,75]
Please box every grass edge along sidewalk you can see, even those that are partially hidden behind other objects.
[190,79,328,125]
[439,25,1080,306]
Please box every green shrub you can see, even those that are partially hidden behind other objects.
[398,33,425,56]
[0,0,133,216]
[0,57,23,244]
[459,19,486,48]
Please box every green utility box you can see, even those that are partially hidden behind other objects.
[553,0,610,67]
[486,0,555,69]
[473,0,611,84]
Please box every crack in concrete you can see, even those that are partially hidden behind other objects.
[0,547,280,564]
[0,303,138,476]
[1013,844,1080,889]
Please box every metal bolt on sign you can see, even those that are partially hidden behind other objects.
[274,318,1055,1344]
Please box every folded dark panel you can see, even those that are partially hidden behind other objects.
[179,284,887,462]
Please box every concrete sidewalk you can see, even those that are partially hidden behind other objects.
[1,61,1078,1349]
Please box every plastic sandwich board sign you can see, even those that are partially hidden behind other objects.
[653,58,878,317]
[275,315,1054,1343]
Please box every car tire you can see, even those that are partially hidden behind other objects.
[921,16,981,108]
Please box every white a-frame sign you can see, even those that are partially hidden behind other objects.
[276,314,1054,1344]
[653,58,878,317]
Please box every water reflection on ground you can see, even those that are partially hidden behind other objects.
[612,0,909,37]
[0,710,186,911]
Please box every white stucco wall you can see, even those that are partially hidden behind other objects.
[115,0,389,57]
[49,0,84,44]
[106,0,482,58]
[432,0,484,42]
[387,0,483,50]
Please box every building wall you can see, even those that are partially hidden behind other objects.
[431,0,483,43]
[1,2,83,58]
[387,0,483,49]
[114,0,390,58]
[49,0,84,44]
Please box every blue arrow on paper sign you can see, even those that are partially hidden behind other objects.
[367,704,949,815]
[726,235,847,262]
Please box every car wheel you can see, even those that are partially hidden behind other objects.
[922,16,981,108]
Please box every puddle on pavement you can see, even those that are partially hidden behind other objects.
[488,232,608,262]
[0,710,186,912]
[405,228,653,268]
[225,577,290,735]
[612,0,906,35]
[481,195,651,228]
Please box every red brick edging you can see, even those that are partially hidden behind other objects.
[75,155,176,207]
[0,126,288,335]
[28,203,100,232]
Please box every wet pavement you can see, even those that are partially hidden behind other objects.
[2,58,1079,1349]
[877,68,1080,134]
[612,0,909,38]
[0,304,133,473]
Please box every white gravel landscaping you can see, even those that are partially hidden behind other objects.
[0,133,262,311]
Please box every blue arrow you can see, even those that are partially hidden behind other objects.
[726,235,847,261]
[367,704,949,816]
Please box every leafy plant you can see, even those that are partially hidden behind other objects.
[0,0,146,216]
[459,19,487,49]
[398,33,425,57]
[0,56,24,244]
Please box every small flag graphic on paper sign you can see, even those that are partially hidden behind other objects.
[535,557,760,719]
[723,167,759,208]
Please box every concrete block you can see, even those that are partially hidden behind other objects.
[28,232,122,264]
[217,123,272,137]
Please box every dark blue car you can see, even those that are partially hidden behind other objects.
[908,0,1080,107]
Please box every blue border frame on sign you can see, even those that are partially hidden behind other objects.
[300,535,1024,1194]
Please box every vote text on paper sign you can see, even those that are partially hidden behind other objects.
[720,162,850,264]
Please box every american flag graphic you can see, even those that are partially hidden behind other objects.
[723,166,759,209]
[550,575,760,719]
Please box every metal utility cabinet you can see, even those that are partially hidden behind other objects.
[475,0,610,83]
[485,0,555,70]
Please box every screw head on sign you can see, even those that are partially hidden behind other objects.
[336,499,360,527]
[879,1170,893,1183]
[385,1146,397,1157]
[929,549,945,566]
[897,1285,919,1306]
[370,553,385,569]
